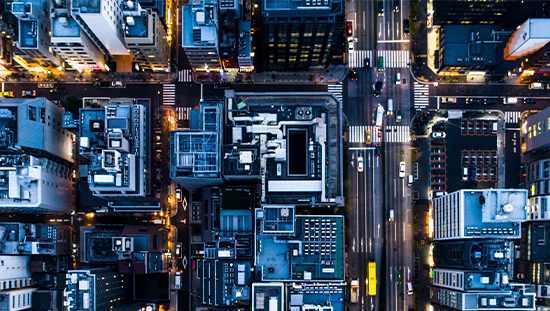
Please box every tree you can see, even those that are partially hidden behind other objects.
[62,95,81,116]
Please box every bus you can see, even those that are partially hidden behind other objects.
[368,262,377,296]
[375,104,385,127]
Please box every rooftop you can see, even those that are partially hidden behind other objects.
[288,282,345,311]
[71,0,100,14]
[255,206,345,281]
[263,0,343,17]
[19,20,37,48]
[126,15,149,37]
[51,15,81,38]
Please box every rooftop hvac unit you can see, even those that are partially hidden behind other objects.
[502,203,514,213]
[59,17,68,25]
[126,16,135,26]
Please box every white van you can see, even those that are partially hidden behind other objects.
[387,98,393,115]
[504,97,518,104]
[175,271,181,289]
[462,167,468,181]
[408,175,413,187]
[434,191,447,198]
[396,72,401,85]
[389,209,394,221]
[492,122,497,134]
[406,282,413,295]
[529,82,544,90]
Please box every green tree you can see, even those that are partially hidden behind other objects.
[62,95,81,115]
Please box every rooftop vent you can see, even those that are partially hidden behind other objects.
[502,203,514,213]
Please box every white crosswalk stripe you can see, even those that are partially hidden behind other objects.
[178,69,192,82]
[349,125,382,144]
[349,50,409,68]
[163,84,176,105]
[328,83,343,103]
[176,107,191,121]
[349,50,374,68]
[384,125,410,143]
[413,82,429,108]
[504,111,522,123]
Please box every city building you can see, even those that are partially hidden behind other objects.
[255,205,345,282]
[181,0,221,72]
[64,268,133,311]
[430,284,536,310]
[521,105,550,156]
[121,1,170,71]
[0,98,75,213]
[251,283,285,311]
[70,0,129,55]
[259,0,345,71]
[0,19,15,70]
[286,282,346,311]
[79,224,169,273]
[433,240,514,271]
[170,100,224,191]
[78,99,161,212]
[0,223,72,256]
[519,221,550,299]
[9,0,61,69]
[199,260,253,306]
[433,268,511,291]
[0,288,37,311]
[503,19,550,62]
[432,189,528,241]
[0,255,32,291]
[432,0,540,27]
[50,3,106,72]
[218,0,252,72]
[223,92,344,207]
[524,158,550,219]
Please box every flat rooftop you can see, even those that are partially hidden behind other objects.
[71,0,100,13]
[52,16,80,38]
[126,16,149,37]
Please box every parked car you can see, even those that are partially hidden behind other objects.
[111,81,125,87]
[1,91,14,98]
[524,98,537,104]
[432,132,446,139]
[175,188,182,202]
[214,81,231,89]
[346,21,353,36]
[175,243,183,258]
[94,81,111,88]
[22,90,36,97]
[50,88,67,94]
[466,98,482,105]
[403,19,410,35]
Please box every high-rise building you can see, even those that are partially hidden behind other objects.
[0,98,75,213]
[430,284,535,310]
[0,288,37,311]
[78,99,161,212]
[121,1,170,71]
[259,0,345,71]
[0,223,72,255]
[432,189,527,241]
[64,269,133,311]
[70,0,130,55]
[50,3,106,71]
[519,222,550,299]
[0,255,32,291]
[181,0,221,72]
[9,0,61,68]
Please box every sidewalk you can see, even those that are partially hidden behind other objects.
[193,64,349,85]
[1,70,176,84]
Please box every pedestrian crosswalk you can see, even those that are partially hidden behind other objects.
[504,111,522,124]
[349,125,382,144]
[163,84,176,105]
[348,50,410,69]
[413,82,429,108]
[328,83,343,103]
[176,106,191,121]
[384,125,410,143]
[178,69,192,82]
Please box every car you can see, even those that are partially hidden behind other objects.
[155,189,161,199]
[524,98,537,104]
[1,91,14,98]
[357,156,364,172]
[214,81,231,89]
[375,145,382,157]
[175,188,182,202]
[373,81,383,97]
[364,58,370,71]
[111,81,125,87]
[349,68,358,81]
[485,98,499,105]
[155,149,162,161]
[403,19,409,35]
[441,97,456,104]
[393,0,399,12]
[377,56,384,72]
[155,169,162,181]
[462,167,468,181]
[94,81,111,88]
[50,88,67,94]
[22,90,36,97]
[406,282,413,295]
[365,130,371,145]
[348,38,354,51]
[346,21,353,36]
[377,0,384,16]
[396,269,402,284]
[432,132,446,139]
[470,166,476,181]
[399,161,406,178]
[396,111,402,122]
[175,243,183,258]
[396,72,401,85]
[175,271,181,290]
[466,98,482,105]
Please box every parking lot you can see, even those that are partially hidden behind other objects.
[428,118,499,196]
